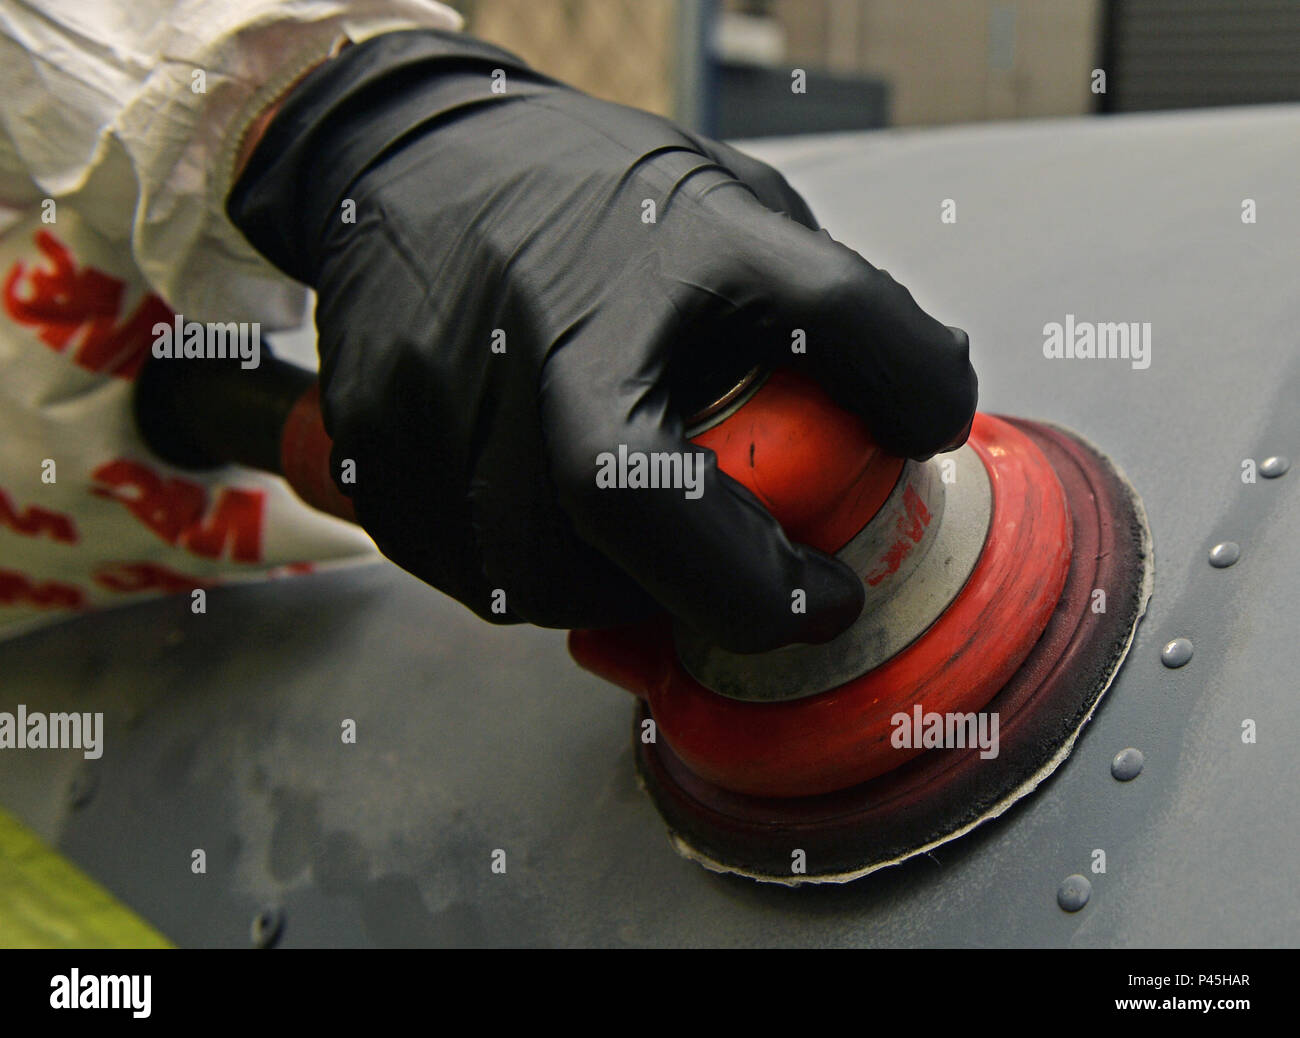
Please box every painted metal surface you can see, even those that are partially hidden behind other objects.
[1,103,1297,946]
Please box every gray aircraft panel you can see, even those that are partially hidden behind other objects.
[1,103,1297,947]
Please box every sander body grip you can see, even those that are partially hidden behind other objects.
[132,356,903,567]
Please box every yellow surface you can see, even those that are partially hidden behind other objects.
[0,808,172,948]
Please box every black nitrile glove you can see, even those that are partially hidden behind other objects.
[227,30,976,653]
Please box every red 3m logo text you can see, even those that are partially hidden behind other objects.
[3,230,173,379]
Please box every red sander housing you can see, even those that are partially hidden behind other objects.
[570,368,1153,884]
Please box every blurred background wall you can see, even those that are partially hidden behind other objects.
[759,0,1102,125]
[447,0,1300,135]
[452,0,680,116]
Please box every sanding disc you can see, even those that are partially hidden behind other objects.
[634,418,1153,884]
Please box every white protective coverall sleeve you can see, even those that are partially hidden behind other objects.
[0,1,461,638]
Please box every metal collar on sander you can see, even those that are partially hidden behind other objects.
[569,366,1153,884]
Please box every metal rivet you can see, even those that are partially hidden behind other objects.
[1057,874,1092,912]
[1208,542,1240,568]
[68,767,98,809]
[1111,747,1144,781]
[1260,456,1289,479]
[1161,637,1193,668]
[251,907,285,949]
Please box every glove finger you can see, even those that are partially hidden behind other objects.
[540,286,864,654]
[467,413,662,631]
[683,192,978,459]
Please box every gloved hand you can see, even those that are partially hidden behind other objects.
[227,30,976,653]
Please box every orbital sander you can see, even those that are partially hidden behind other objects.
[136,355,1153,885]
[569,366,1153,884]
